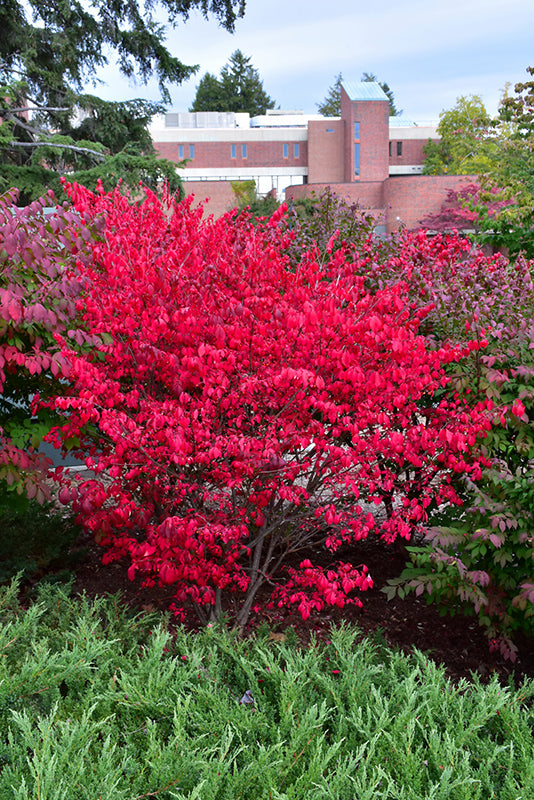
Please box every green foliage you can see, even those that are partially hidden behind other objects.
[67,150,184,199]
[0,0,244,199]
[476,67,534,258]
[0,587,533,798]
[476,200,534,259]
[0,83,183,203]
[190,50,275,115]
[190,72,227,111]
[231,179,257,209]
[70,96,163,154]
[422,94,496,175]
[0,164,62,207]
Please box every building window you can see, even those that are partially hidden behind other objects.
[242,144,247,158]
[294,143,299,158]
[354,122,360,140]
[283,143,288,158]
[326,128,334,133]
[178,144,184,159]
[388,142,392,157]
[354,143,360,177]
[231,144,236,158]
[189,144,195,159]
[396,141,402,157]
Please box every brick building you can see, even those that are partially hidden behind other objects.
[151,81,474,232]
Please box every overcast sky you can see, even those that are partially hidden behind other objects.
[94,0,534,123]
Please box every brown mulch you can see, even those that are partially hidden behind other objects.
[59,527,534,688]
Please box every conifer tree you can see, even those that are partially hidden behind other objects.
[0,0,245,200]
[190,50,275,115]
[316,73,343,117]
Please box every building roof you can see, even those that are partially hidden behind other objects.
[342,81,389,102]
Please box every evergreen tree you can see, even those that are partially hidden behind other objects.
[190,74,224,111]
[0,0,245,201]
[316,73,343,117]
[0,0,244,105]
[190,51,275,115]
[0,86,183,203]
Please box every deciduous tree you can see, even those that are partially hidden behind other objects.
[476,67,534,257]
[417,182,512,234]
[423,94,496,176]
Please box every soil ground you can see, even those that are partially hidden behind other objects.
[58,528,534,687]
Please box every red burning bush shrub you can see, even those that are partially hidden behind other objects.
[47,183,491,627]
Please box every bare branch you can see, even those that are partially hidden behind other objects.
[2,113,51,138]
[7,106,70,114]
[8,141,106,160]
